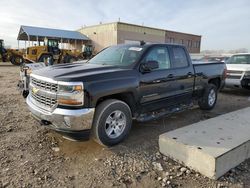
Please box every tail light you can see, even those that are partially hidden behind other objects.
[223,67,227,79]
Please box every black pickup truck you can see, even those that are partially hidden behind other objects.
[26,43,226,146]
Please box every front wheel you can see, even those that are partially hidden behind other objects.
[63,55,77,63]
[198,84,217,110]
[10,55,24,66]
[92,99,132,146]
[38,54,54,65]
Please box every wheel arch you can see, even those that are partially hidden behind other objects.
[208,77,221,89]
[95,92,137,117]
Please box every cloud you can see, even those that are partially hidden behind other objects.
[0,0,249,51]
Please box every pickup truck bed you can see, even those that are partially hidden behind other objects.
[193,61,226,90]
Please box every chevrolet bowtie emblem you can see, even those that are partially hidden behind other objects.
[32,87,39,94]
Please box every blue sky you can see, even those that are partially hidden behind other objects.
[0,0,249,51]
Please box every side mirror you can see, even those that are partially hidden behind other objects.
[140,60,159,72]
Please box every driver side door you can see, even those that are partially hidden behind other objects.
[138,45,178,113]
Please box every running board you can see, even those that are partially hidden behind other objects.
[136,103,193,122]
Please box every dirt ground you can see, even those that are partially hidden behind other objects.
[0,63,250,188]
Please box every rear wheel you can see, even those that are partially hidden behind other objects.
[10,55,24,66]
[92,99,132,146]
[198,84,217,110]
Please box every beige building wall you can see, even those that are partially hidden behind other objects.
[78,23,118,53]
[117,23,165,44]
[166,30,201,53]
[78,22,202,54]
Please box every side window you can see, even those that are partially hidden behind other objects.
[32,49,37,55]
[144,47,171,70]
[172,47,189,68]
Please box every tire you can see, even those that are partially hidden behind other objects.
[22,90,29,98]
[38,54,53,65]
[10,55,24,66]
[63,55,70,63]
[69,57,77,63]
[198,84,217,110]
[92,99,132,146]
[63,55,77,63]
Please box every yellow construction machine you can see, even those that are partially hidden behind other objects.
[23,39,93,64]
[0,39,24,65]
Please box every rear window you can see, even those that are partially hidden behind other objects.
[172,47,189,68]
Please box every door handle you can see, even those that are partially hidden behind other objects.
[167,74,174,78]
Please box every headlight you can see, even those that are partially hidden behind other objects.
[58,85,82,92]
[244,71,250,77]
[57,82,84,106]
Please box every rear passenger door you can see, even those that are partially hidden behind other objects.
[169,46,195,102]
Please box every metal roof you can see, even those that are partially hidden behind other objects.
[17,25,89,42]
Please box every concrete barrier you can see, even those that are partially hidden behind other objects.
[159,107,250,179]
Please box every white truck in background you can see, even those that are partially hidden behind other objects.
[225,53,250,90]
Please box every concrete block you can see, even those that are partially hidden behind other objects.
[159,107,250,179]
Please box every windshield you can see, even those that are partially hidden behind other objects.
[48,40,58,47]
[226,55,250,64]
[89,45,144,66]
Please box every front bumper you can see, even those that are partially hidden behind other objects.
[225,78,250,89]
[225,78,242,88]
[26,95,95,140]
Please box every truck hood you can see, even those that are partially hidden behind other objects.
[32,62,132,82]
[226,64,250,71]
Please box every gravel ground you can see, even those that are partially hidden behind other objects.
[0,64,250,188]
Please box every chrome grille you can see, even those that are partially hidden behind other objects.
[227,70,243,74]
[31,92,57,108]
[31,77,58,92]
[30,76,58,110]
[227,75,242,79]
